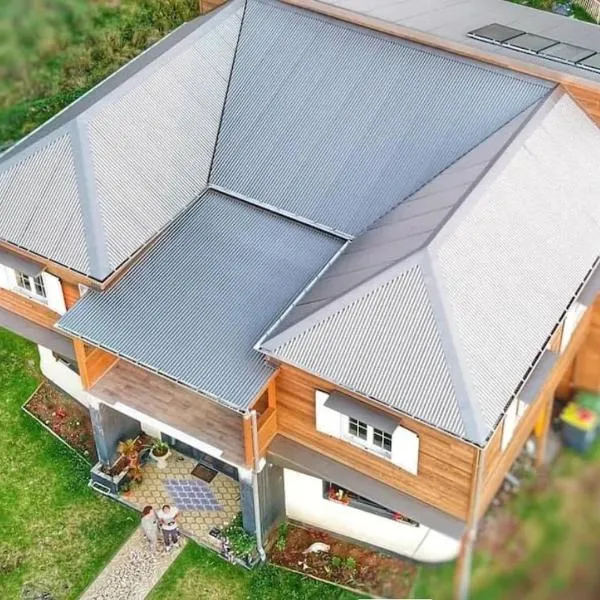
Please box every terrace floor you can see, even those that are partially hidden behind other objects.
[92,360,245,465]
[123,449,240,548]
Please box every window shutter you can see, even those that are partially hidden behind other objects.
[501,399,518,452]
[315,390,341,438]
[390,425,419,475]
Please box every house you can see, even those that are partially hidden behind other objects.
[1,0,599,570]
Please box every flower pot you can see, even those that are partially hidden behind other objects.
[150,447,171,469]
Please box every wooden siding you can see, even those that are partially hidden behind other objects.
[92,359,245,465]
[61,281,80,309]
[273,364,477,520]
[565,83,600,126]
[199,0,228,14]
[572,297,600,392]
[74,339,118,390]
[0,287,59,329]
[480,303,595,516]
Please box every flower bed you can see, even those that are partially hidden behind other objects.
[23,380,97,462]
[268,522,417,598]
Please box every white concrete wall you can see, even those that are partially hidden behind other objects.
[38,346,91,408]
[283,468,460,563]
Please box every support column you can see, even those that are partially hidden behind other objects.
[89,402,141,465]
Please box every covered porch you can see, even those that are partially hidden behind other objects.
[86,359,254,546]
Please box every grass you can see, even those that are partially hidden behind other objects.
[0,328,138,600]
[509,0,597,23]
[148,541,362,600]
[0,0,199,150]
[413,440,600,599]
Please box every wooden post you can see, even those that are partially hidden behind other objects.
[267,377,277,410]
[243,413,254,467]
[73,338,91,390]
[534,394,553,467]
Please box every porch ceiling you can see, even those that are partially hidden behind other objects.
[90,360,245,466]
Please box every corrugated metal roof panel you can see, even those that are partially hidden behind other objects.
[320,0,600,84]
[211,0,551,236]
[0,1,244,279]
[432,93,600,432]
[268,263,466,437]
[264,92,600,444]
[0,132,90,273]
[267,101,539,335]
[58,189,343,410]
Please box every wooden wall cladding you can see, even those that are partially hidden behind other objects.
[273,364,477,520]
[61,281,80,309]
[573,298,600,393]
[0,287,59,329]
[73,340,118,390]
[564,83,600,126]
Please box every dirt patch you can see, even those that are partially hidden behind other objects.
[25,381,97,462]
[268,523,417,599]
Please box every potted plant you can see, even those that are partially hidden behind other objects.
[150,440,171,469]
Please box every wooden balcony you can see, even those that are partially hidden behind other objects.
[91,360,245,466]
[0,287,59,329]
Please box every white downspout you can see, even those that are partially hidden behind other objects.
[250,410,267,561]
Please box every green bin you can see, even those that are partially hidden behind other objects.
[560,403,597,453]
[574,390,600,416]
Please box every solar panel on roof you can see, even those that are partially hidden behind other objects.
[540,43,595,64]
[468,23,524,44]
[578,53,600,73]
[467,23,600,78]
[505,33,558,54]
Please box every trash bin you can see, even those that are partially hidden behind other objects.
[573,390,600,417]
[560,403,597,453]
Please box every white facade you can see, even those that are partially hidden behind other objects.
[283,468,460,563]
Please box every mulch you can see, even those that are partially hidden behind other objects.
[25,380,97,462]
[268,523,417,599]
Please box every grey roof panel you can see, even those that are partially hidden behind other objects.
[519,351,558,406]
[263,92,600,444]
[540,43,595,64]
[0,1,244,279]
[266,100,540,335]
[320,0,600,83]
[211,0,551,237]
[58,190,343,410]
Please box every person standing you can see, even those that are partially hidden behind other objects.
[157,504,180,552]
[140,505,159,552]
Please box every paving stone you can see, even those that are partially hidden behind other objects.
[80,528,184,600]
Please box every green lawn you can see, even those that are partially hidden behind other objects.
[414,440,600,600]
[0,329,138,600]
[148,541,361,600]
[0,0,199,149]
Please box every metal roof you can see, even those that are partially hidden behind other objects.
[211,0,552,236]
[314,0,600,84]
[0,0,244,280]
[265,101,541,335]
[262,91,600,444]
[58,189,343,411]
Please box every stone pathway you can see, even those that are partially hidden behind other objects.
[80,527,185,600]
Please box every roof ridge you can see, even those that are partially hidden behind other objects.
[419,249,488,444]
[210,184,351,240]
[207,0,248,182]
[69,120,110,279]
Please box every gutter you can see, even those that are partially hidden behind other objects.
[250,410,267,561]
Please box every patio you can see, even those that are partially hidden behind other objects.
[123,449,241,548]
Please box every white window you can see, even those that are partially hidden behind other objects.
[345,417,393,457]
[15,271,46,300]
[500,397,527,452]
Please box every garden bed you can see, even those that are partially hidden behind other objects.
[268,523,417,599]
[23,380,97,462]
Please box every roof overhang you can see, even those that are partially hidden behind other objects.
[0,247,44,277]
[268,434,466,539]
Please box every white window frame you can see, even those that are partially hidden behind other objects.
[14,271,48,303]
[343,415,393,459]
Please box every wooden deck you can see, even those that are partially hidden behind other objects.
[91,360,245,466]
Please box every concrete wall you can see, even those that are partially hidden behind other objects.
[90,403,141,465]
